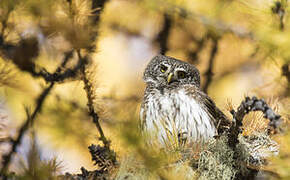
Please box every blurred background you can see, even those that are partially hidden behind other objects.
[0,0,289,178]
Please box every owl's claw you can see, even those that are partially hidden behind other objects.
[178,132,188,146]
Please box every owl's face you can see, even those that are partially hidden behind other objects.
[143,55,200,88]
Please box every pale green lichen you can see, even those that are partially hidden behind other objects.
[238,132,279,166]
[115,156,154,180]
[114,132,279,180]
[196,132,279,180]
[197,136,237,180]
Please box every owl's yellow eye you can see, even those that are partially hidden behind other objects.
[177,71,186,79]
[160,65,168,73]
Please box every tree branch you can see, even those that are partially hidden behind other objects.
[0,83,54,177]
[33,51,85,82]
[0,37,84,83]
[0,51,73,177]
[272,1,286,31]
[87,0,108,52]
[282,63,290,96]
[77,0,110,147]
[203,37,219,93]
[77,51,110,148]
[228,96,282,150]
[70,1,116,176]
[91,0,107,24]
[155,13,172,55]
[187,34,208,64]
[164,3,254,40]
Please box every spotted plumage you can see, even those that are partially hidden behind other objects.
[140,55,229,146]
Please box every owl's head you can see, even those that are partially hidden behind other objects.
[143,55,200,88]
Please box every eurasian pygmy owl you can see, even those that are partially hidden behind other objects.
[140,55,229,146]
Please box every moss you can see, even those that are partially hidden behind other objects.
[114,155,198,180]
[197,136,237,180]
[194,132,279,180]
[237,133,279,167]
[113,132,279,180]
[114,156,153,180]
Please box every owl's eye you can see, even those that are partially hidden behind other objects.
[160,65,168,73]
[177,71,186,79]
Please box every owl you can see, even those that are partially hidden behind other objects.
[140,55,229,146]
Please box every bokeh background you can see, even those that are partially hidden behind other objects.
[0,0,289,178]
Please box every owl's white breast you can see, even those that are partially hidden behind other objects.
[141,88,217,145]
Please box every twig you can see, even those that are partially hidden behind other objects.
[77,0,110,147]
[87,0,108,52]
[212,46,261,82]
[0,51,73,177]
[0,83,54,176]
[282,63,290,96]
[77,52,117,174]
[282,63,290,80]
[0,38,83,83]
[91,0,107,25]
[187,34,208,64]
[77,1,117,173]
[228,96,282,150]
[77,51,110,148]
[155,13,172,55]
[203,37,219,93]
[164,3,255,40]
[272,1,286,31]
[33,51,85,82]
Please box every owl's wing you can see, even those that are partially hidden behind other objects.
[201,91,231,134]
[184,85,231,134]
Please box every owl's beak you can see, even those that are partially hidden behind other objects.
[167,73,174,84]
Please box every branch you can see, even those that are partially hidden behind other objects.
[272,1,286,31]
[77,0,110,147]
[76,0,117,174]
[228,96,282,150]
[282,63,290,96]
[0,83,54,176]
[164,3,254,40]
[33,51,85,82]
[202,37,219,93]
[91,0,107,25]
[87,0,108,52]
[0,51,73,177]
[213,46,260,80]
[155,13,172,55]
[77,51,117,175]
[0,37,84,83]
[282,63,290,82]
[187,34,208,64]
[77,51,110,148]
